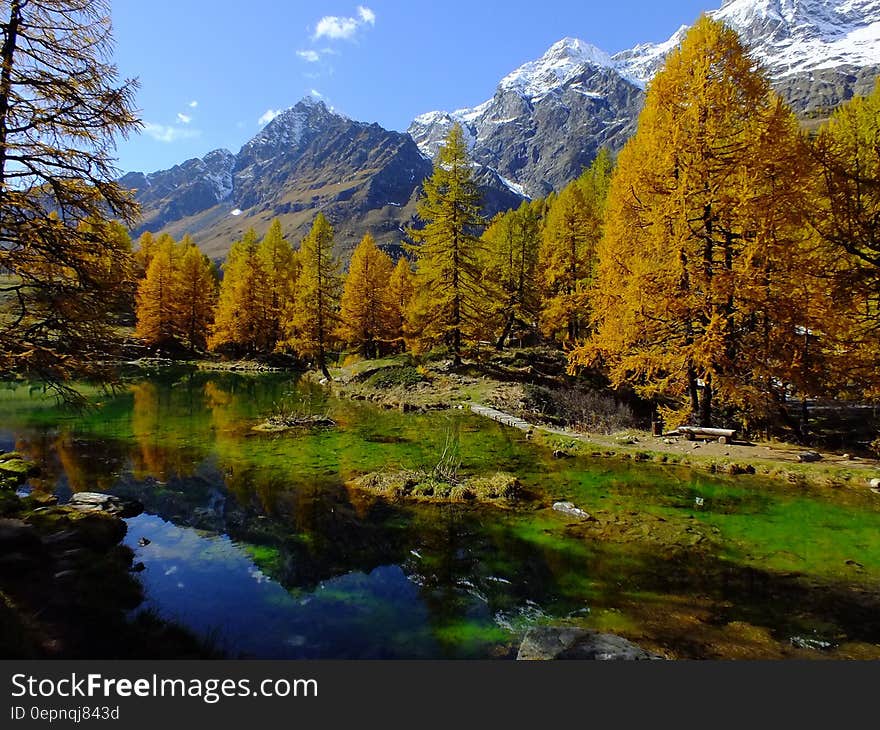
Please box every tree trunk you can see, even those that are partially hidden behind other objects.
[495,311,515,350]
[0,0,21,198]
[688,364,700,421]
[699,374,713,427]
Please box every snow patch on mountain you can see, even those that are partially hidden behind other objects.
[499,37,615,100]
[616,0,880,85]
[612,25,689,88]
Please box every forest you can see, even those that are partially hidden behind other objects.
[1,14,879,441]
[123,17,880,440]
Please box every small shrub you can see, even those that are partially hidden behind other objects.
[365,366,424,390]
[523,385,637,433]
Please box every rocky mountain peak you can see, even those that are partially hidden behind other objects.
[499,36,615,100]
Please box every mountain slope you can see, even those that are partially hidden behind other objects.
[409,38,643,199]
[125,99,521,261]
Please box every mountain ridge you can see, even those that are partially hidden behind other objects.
[125,0,880,260]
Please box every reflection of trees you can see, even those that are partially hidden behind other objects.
[11,431,127,495]
[131,380,200,481]
[54,435,127,493]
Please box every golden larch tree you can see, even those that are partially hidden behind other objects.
[811,79,880,398]
[285,213,341,377]
[209,229,266,354]
[482,200,542,349]
[406,123,487,365]
[337,233,395,358]
[135,238,178,347]
[387,257,415,350]
[570,15,823,430]
[174,238,218,352]
[256,218,297,351]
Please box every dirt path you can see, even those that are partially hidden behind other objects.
[469,401,880,486]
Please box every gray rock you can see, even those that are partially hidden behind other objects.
[552,502,592,520]
[67,492,143,518]
[797,451,822,463]
[517,626,662,660]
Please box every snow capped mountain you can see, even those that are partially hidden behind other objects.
[498,37,616,100]
[409,0,880,198]
[712,0,880,77]
[408,37,643,197]
[612,26,689,88]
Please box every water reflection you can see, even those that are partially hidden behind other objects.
[3,370,880,658]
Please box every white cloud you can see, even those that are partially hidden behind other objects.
[188,100,198,108]
[314,16,358,40]
[257,108,282,126]
[297,49,321,62]
[176,112,192,124]
[309,89,324,99]
[143,122,201,143]
[313,6,376,41]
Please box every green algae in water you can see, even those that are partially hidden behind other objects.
[3,371,880,658]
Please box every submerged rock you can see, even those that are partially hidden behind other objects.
[67,492,144,519]
[349,469,521,505]
[517,626,662,660]
[552,502,592,521]
[252,415,336,433]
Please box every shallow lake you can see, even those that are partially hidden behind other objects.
[3,370,880,658]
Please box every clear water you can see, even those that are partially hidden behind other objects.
[2,370,880,659]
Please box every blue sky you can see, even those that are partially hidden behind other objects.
[111,0,711,173]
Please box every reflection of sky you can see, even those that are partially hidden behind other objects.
[124,513,448,659]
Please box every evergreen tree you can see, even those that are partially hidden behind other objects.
[406,123,486,365]
[337,233,394,358]
[285,213,341,377]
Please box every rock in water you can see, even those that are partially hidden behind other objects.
[552,502,592,520]
[67,492,144,519]
[516,626,663,661]
[517,627,662,660]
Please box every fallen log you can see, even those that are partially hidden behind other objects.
[671,426,737,444]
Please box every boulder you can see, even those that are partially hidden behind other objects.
[67,492,143,519]
[517,627,662,660]
[797,451,822,463]
[66,514,128,551]
[0,458,34,483]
